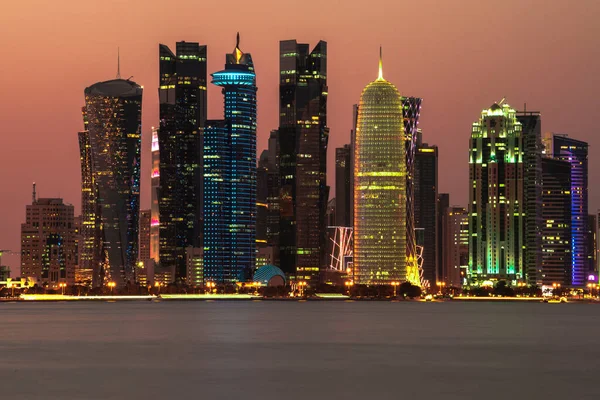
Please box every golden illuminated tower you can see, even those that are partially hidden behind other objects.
[353,50,412,285]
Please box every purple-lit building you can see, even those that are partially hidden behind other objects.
[552,135,588,287]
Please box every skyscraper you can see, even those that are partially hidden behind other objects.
[150,127,160,263]
[21,190,77,286]
[278,39,329,283]
[541,157,571,286]
[468,102,524,284]
[587,215,597,276]
[139,209,151,264]
[158,41,207,282]
[203,34,257,284]
[442,206,468,287]
[353,52,410,285]
[552,135,588,287]
[81,78,143,287]
[257,137,281,267]
[414,141,438,287]
[437,193,450,287]
[78,128,99,285]
[516,110,543,285]
[335,144,352,227]
[401,96,422,285]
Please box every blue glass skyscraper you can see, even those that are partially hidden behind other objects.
[203,34,257,284]
[553,135,588,287]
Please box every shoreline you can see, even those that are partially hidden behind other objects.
[1,294,598,303]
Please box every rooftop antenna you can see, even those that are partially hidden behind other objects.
[116,47,121,79]
[32,182,36,204]
[236,32,240,48]
[377,46,384,81]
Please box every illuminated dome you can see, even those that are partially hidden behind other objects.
[254,264,286,287]
[353,49,407,285]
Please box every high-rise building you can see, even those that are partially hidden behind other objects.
[437,193,450,284]
[278,39,329,283]
[150,127,160,262]
[186,247,203,288]
[257,154,269,245]
[552,135,588,287]
[353,53,411,285]
[401,97,422,285]
[468,102,524,284]
[139,210,151,264]
[442,206,468,287]
[349,104,358,226]
[540,157,571,286]
[21,191,77,286]
[414,141,438,287]
[587,214,597,277]
[516,111,543,285]
[257,130,281,266]
[335,145,352,227]
[203,34,257,284]
[77,129,99,285]
[158,41,207,282]
[82,78,143,287]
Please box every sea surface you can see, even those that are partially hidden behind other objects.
[1,301,598,400]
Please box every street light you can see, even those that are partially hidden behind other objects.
[205,281,216,294]
[59,282,66,295]
[391,281,399,297]
[436,281,446,295]
[297,281,307,297]
[108,281,116,295]
[344,280,354,295]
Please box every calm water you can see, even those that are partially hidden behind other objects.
[1,301,599,399]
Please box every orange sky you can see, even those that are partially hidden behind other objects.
[1,0,599,270]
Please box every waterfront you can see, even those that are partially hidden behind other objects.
[1,302,598,400]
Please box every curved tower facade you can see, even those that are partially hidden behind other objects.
[83,79,142,287]
[353,55,408,285]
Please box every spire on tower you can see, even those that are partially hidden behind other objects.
[116,47,121,79]
[234,32,243,64]
[377,46,384,81]
[32,182,36,204]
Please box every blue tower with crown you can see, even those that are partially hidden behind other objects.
[203,34,257,284]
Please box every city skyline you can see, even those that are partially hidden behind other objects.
[1,0,599,270]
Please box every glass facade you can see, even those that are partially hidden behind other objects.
[541,157,571,286]
[158,42,207,282]
[516,111,543,285]
[414,143,438,287]
[401,97,422,284]
[78,129,99,285]
[353,59,408,285]
[150,127,160,263]
[553,135,588,287]
[203,35,257,284]
[335,144,352,227]
[83,79,142,287]
[468,102,524,283]
[278,40,329,283]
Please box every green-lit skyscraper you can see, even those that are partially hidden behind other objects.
[468,102,524,284]
[353,52,412,285]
